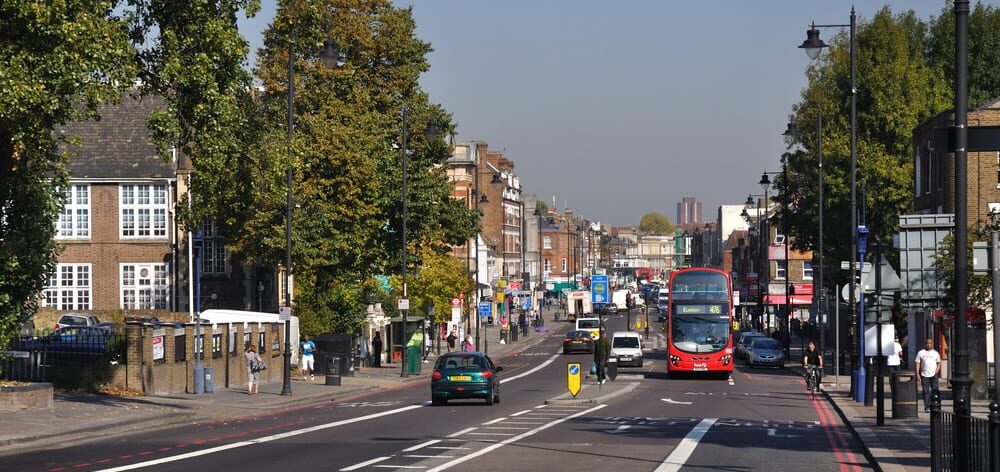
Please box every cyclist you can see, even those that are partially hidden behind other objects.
[803,341,824,391]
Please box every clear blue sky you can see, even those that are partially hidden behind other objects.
[239,1,954,226]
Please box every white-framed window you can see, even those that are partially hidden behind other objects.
[543,236,552,249]
[773,229,786,245]
[120,184,168,238]
[561,258,567,272]
[803,261,814,280]
[121,263,169,309]
[42,264,92,310]
[544,259,551,272]
[200,220,228,274]
[776,260,787,280]
[57,184,90,239]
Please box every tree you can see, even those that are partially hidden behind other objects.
[927,3,1000,110]
[390,246,473,324]
[0,0,135,353]
[639,212,674,235]
[230,0,477,333]
[784,7,950,285]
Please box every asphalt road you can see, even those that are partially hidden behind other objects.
[7,309,874,472]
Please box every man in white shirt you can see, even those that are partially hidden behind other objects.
[914,338,941,413]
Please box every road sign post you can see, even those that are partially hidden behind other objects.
[567,363,582,398]
[591,275,609,305]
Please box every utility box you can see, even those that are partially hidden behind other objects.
[204,367,215,393]
[315,333,355,377]
[325,356,341,386]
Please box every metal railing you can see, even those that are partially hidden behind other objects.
[2,329,127,384]
[930,390,995,472]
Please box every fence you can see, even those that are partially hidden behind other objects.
[2,328,128,390]
[930,391,996,472]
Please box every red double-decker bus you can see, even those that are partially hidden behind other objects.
[665,268,734,375]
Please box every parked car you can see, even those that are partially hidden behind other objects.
[54,313,111,330]
[431,352,502,406]
[747,338,785,368]
[603,303,619,315]
[736,332,766,360]
[610,331,643,367]
[21,326,116,353]
[563,330,595,354]
[575,317,602,340]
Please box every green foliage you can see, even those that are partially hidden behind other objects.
[125,0,261,231]
[786,7,951,285]
[928,3,1000,109]
[389,247,473,324]
[295,272,367,337]
[0,0,135,353]
[639,212,674,235]
[932,218,998,311]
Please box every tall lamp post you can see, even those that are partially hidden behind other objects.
[744,194,765,329]
[472,159,489,352]
[952,1,973,470]
[400,105,410,377]
[759,172,780,333]
[281,46,295,396]
[798,7,858,401]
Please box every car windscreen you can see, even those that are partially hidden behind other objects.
[577,320,599,329]
[740,334,763,345]
[752,339,781,350]
[436,355,486,370]
[612,337,640,348]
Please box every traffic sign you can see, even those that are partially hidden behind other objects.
[397,298,410,310]
[567,363,582,397]
[591,275,609,304]
[279,306,292,321]
[478,301,492,318]
[450,298,461,307]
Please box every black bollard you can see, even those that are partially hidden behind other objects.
[930,390,943,472]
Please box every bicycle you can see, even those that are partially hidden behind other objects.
[805,365,820,392]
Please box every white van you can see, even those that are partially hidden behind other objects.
[610,331,643,367]
[575,317,601,340]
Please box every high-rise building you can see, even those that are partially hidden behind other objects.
[676,196,702,226]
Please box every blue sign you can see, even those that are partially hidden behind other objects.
[522,298,532,310]
[591,275,609,304]
[478,302,492,318]
[569,364,580,375]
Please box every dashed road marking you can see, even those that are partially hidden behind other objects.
[402,440,441,452]
[340,457,392,471]
[654,418,717,472]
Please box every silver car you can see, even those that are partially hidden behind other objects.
[747,338,785,368]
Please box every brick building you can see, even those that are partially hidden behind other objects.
[43,95,272,316]
[912,98,1000,221]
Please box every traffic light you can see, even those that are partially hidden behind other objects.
[863,293,893,324]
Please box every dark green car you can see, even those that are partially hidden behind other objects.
[431,352,502,406]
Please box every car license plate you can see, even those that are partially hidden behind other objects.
[694,367,708,371]
[620,356,632,361]
[450,375,471,381]
[572,340,582,344]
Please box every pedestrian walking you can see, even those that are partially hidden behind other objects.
[423,327,432,363]
[594,333,610,384]
[447,330,457,352]
[914,338,941,413]
[887,337,902,394]
[462,335,473,352]
[300,334,316,381]
[245,344,263,395]
[372,331,383,368]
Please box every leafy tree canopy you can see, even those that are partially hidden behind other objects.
[639,212,674,235]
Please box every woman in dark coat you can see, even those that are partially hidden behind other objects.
[372,331,383,367]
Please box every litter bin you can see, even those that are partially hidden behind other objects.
[406,346,421,375]
[204,367,215,393]
[325,356,341,386]
[510,325,519,342]
[891,370,918,419]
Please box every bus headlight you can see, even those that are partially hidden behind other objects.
[721,354,732,366]
[669,355,680,366]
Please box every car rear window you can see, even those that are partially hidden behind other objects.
[436,355,486,370]
[567,331,592,339]
[612,337,640,348]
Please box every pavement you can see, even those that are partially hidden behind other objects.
[779,334,994,472]
[0,306,566,456]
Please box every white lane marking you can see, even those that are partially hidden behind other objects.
[448,427,477,438]
[502,421,545,425]
[484,426,532,430]
[92,403,428,472]
[428,446,470,450]
[654,418,717,472]
[482,417,507,425]
[500,352,560,383]
[402,439,441,452]
[661,398,693,405]
[468,432,516,436]
[340,456,392,471]
[372,466,425,469]
[403,455,455,459]
[424,404,607,472]
[510,409,532,417]
[534,404,547,409]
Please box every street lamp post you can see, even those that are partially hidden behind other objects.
[799,7,858,402]
[281,47,295,396]
[952,1,973,469]
[780,156,792,358]
[400,105,410,378]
